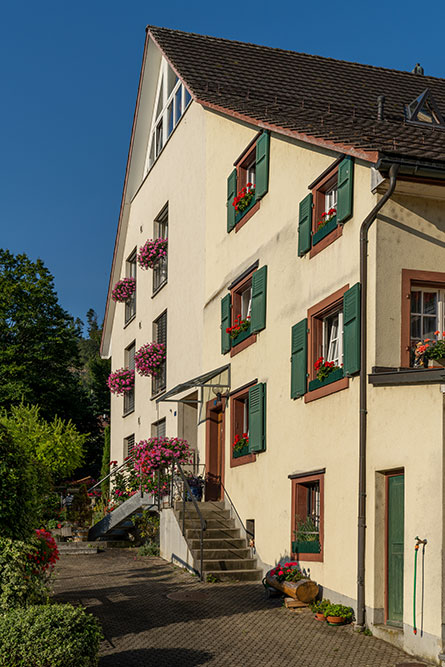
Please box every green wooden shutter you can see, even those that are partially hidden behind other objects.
[221,293,231,354]
[255,132,270,199]
[298,193,313,256]
[250,266,267,333]
[290,318,308,398]
[248,383,266,453]
[337,157,354,223]
[387,474,404,625]
[343,283,361,375]
[227,168,237,232]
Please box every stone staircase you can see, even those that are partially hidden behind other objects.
[174,500,262,582]
[88,492,157,542]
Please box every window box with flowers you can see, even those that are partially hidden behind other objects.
[112,277,136,303]
[232,433,249,459]
[107,368,135,395]
[137,238,168,270]
[135,341,166,378]
[234,184,256,224]
[227,315,251,347]
[413,331,445,368]
[308,357,344,391]
[312,208,337,246]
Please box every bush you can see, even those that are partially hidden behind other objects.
[0,603,103,667]
[0,537,49,611]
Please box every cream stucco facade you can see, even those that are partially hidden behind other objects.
[102,33,445,664]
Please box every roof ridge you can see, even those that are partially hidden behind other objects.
[146,24,445,84]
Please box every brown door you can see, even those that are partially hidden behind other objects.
[205,404,224,501]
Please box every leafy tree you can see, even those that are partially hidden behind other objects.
[0,250,91,426]
[78,309,110,418]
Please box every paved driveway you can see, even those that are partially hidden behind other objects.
[53,551,428,667]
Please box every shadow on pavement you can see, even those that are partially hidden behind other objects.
[99,647,213,666]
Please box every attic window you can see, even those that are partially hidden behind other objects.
[406,89,445,128]
[145,57,192,174]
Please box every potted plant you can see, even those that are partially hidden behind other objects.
[137,238,168,270]
[308,357,343,390]
[324,603,354,625]
[233,433,249,458]
[310,598,331,621]
[232,183,256,219]
[134,342,166,377]
[312,207,337,244]
[107,368,135,395]
[111,277,136,302]
[292,516,320,554]
[226,314,251,341]
[270,561,304,583]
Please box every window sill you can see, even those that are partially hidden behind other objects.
[369,366,445,386]
[230,333,257,357]
[124,314,136,329]
[309,225,343,258]
[291,548,323,563]
[151,388,167,401]
[308,368,344,391]
[312,216,337,245]
[304,376,349,403]
[230,451,256,468]
[123,408,135,418]
[235,201,261,233]
[152,280,168,298]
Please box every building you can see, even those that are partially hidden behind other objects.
[101,26,445,663]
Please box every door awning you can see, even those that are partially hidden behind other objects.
[155,364,231,404]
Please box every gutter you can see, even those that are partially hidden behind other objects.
[356,163,399,629]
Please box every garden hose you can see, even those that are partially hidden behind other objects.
[413,537,427,635]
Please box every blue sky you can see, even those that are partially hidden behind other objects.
[1,0,443,328]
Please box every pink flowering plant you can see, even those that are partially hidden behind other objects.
[107,368,135,395]
[270,561,303,583]
[29,529,59,577]
[137,238,168,270]
[135,342,166,377]
[133,437,192,497]
[111,277,136,302]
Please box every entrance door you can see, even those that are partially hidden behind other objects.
[205,405,224,501]
[387,473,404,626]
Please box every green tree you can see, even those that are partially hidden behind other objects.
[0,250,91,426]
[78,309,110,418]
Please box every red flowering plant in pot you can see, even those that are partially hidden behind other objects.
[232,432,249,455]
[232,183,255,214]
[226,314,250,340]
[29,529,59,579]
[107,368,135,395]
[137,238,168,270]
[414,331,445,368]
[111,277,136,302]
[316,207,336,230]
[270,562,304,583]
[314,356,341,381]
[134,342,166,377]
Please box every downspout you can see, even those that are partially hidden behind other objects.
[356,163,399,629]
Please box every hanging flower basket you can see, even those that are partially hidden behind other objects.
[107,368,135,395]
[134,342,166,377]
[137,239,168,270]
[111,277,136,302]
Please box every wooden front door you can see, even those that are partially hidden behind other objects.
[205,404,224,501]
[386,473,404,626]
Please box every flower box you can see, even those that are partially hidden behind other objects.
[235,195,257,223]
[231,322,251,347]
[312,215,337,245]
[292,539,321,554]
[233,444,250,458]
[308,367,344,391]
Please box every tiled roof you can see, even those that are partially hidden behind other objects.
[147,26,445,165]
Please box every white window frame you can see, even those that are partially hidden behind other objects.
[241,285,252,320]
[144,57,192,175]
[322,309,343,367]
[324,187,338,211]
[410,287,445,343]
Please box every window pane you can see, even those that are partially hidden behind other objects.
[423,292,437,315]
[175,87,182,123]
[184,88,192,107]
[410,315,421,340]
[410,291,421,314]
[167,102,174,137]
[241,286,252,319]
[156,121,163,156]
[423,316,437,339]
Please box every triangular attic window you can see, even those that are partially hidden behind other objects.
[406,89,445,128]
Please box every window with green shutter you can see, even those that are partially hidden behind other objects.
[227,168,237,233]
[343,282,361,375]
[298,194,313,256]
[255,132,270,200]
[336,157,354,224]
[291,319,308,398]
[221,293,231,354]
[248,383,266,453]
[250,266,267,333]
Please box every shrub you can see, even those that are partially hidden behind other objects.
[0,537,49,611]
[137,542,160,557]
[310,598,331,614]
[0,603,103,667]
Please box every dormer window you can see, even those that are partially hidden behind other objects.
[405,89,445,128]
[145,57,192,173]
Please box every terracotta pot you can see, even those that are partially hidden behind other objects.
[326,615,345,625]
[314,613,326,622]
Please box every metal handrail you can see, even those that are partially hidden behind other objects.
[220,480,254,546]
[87,453,136,493]
[173,460,207,581]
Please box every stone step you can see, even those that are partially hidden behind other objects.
[174,500,226,511]
[176,509,231,520]
[189,537,246,550]
[58,543,101,554]
[202,558,257,571]
[204,569,263,582]
[186,528,240,540]
[192,548,250,560]
[182,518,235,530]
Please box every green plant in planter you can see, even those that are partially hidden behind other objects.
[310,598,331,614]
[295,516,319,542]
[324,603,354,621]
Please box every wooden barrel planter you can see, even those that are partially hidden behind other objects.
[265,572,319,603]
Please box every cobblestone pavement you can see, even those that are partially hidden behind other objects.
[53,551,429,667]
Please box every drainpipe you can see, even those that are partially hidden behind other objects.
[356,163,399,629]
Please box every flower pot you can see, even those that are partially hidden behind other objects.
[308,368,344,392]
[292,539,321,554]
[428,358,445,368]
[326,615,346,625]
[315,613,326,622]
[233,444,250,458]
